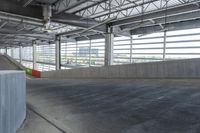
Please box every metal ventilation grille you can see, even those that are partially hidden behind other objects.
[76,40,90,67]
[36,63,56,71]
[61,41,77,68]
[61,39,105,69]
[11,28,200,70]
[21,46,33,68]
[131,32,164,63]
[22,46,33,61]
[0,49,6,54]
[7,48,12,57]
[90,39,105,66]
[113,36,131,65]
[114,28,200,65]
[165,28,200,59]
[113,33,164,65]
[12,48,20,60]
[36,44,56,71]
[36,44,56,64]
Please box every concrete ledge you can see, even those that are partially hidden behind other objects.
[0,71,26,133]
[42,58,200,79]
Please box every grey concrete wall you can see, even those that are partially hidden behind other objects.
[0,71,26,133]
[41,58,200,79]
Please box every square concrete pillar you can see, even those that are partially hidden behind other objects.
[33,41,37,70]
[56,36,61,70]
[0,71,26,133]
[105,33,114,66]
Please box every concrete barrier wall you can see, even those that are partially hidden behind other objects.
[0,71,26,133]
[41,58,200,79]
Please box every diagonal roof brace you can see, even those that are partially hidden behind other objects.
[23,0,34,7]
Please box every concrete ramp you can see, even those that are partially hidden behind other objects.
[0,55,21,70]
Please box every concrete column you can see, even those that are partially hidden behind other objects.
[19,46,23,64]
[105,33,114,66]
[11,47,14,58]
[75,41,78,65]
[5,47,8,54]
[56,35,61,70]
[163,31,167,61]
[130,36,133,63]
[89,39,91,67]
[33,40,37,70]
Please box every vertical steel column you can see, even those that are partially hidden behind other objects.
[130,36,133,63]
[89,39,92,67]
[5,47,8,54]
[56,35,61,70]
[105,26,114,66]
[33,40,37,70]
[11,47,14,58]
[19,46,23,64]
[75,41,78,65]
[163,31,167,61]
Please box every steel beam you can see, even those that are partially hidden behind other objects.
[23,0,34,7]
[52,13,107,33]
[0,0,42,19]
[91,0,159,19]
[131,19,200,35]
[55,0,91,14]
[72,0,109,14]
[110,1,200,27]
[0,0,106,33]
[121,6,200,30]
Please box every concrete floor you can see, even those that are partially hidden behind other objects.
[18,78,200,133]
[1,55,200,133]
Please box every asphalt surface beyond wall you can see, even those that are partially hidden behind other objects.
[0,55,20,70]
[18,78,200,133]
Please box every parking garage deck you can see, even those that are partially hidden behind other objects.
[1,54,200,133]
[18,78,200,133]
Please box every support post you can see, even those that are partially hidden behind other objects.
[56,35,61,70]
[11,47,14,58]
[105,31,114,66]
[163,31,167,61]
[89,39,91,67]
[19,46,23,64]
[5,47,8,54]
[130,36,133,63]
[33,40,37,70]
[75,41,78,65]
